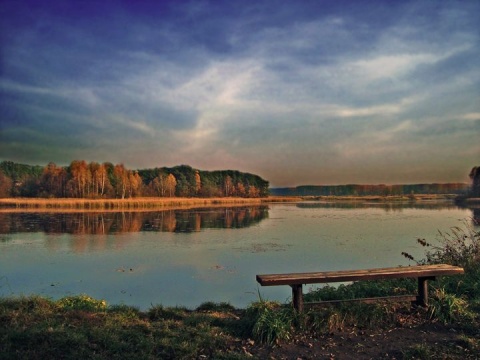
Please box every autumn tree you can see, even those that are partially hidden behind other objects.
[0,171,13,198]
[113,164,129,199]
[236,182,246,197]
[88,162,111,197]
[152,173,169,197]
[248,184,260,198]
[68,160,90,198]
[39,162,67,197]
[165,173,177,197]
[224,175,234,196]
[195,171,201,195]
[127,171,142,198]
[98,163,110,196]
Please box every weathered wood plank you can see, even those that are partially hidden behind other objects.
[256,264,464,286]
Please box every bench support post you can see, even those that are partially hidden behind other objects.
[416,276,435,307]
[291,284,304,313]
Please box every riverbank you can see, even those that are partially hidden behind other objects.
[1,287,478,359]
[0,194,459,210]
[0,196,300,210]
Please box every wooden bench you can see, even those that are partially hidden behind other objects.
[256,264,464,312]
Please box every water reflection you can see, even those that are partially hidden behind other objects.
[0,203,475,309]
[0,206,269,235]
[296,201,479,224]
[296,200,461,211]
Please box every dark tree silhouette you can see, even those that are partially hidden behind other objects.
[469,166,480,197]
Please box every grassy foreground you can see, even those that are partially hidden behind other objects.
[1,224,479,359]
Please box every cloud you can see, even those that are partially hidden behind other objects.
[0,0,478,184]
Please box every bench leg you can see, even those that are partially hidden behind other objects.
[291,284,304,313]
[417,276,435,307]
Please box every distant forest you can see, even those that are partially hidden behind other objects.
[0,161,269,199]
[271,183,470,197]
[271,166,479,198]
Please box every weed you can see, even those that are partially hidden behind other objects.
[58,294,107,311]
[428,288,474,324]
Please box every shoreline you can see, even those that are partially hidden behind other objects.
[0,194,462,211]
[0,196,299,211]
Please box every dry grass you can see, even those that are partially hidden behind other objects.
[0,194,453,211]
[0,197,259,209]
[0,196,300,211]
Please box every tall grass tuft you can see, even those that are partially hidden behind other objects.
[246,300,295,345]
[428,288,474,324]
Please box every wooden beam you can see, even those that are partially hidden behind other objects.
[291,284,304,313]
[416,276,435,307]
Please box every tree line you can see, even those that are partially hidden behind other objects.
[0,161,269,199]
[271,181,476,197]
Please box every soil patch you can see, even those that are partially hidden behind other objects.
[241,322,478,359]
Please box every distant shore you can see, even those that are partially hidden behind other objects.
[302,194,459,202]
[0,194,464,211]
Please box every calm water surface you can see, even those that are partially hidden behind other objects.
[0,202,476,309]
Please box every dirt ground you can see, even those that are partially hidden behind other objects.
[238,322,479,359]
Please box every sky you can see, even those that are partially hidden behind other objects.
[0,0,479,187]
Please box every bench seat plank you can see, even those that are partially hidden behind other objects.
[256,264,464,286]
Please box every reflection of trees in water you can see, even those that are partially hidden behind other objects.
[0,206,269,235]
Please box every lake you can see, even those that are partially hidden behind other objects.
[0,201,477,309]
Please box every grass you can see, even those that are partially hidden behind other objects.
[0,196,300,211]
[0,297,249,359]
[0,194,454,210]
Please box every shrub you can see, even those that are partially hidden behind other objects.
[421,221,480,301]
[246,300,295,344]
[428,288,474,324]
[57,294,107,311]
